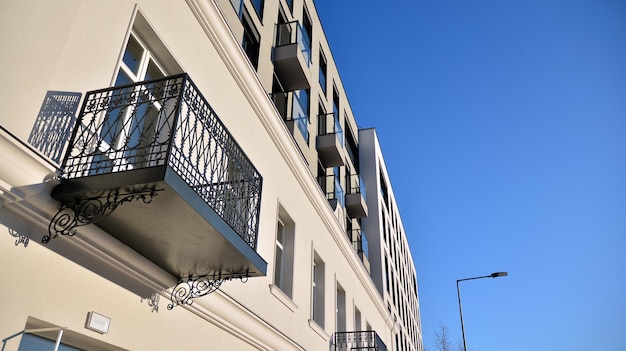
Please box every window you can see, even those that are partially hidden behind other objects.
[293,89,310,142]
[112,32,167,147]
[312,252,325,327]
[242,9,260,69]
[273,207,295,297]
[332,87,340,118]
[230,0,244,17]
[117,33,165,85]
[354,306,362,331]
[319,49,327,94]
[94,30,171,174]
[302,8,313,45]
[336,283,346,332]
[18,334,84,351]
[251,0,264,20]
[385,256,390,293]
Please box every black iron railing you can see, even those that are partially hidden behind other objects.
[61,73,262,249]
[332,331,387,351]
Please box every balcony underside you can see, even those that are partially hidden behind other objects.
[51,165,267,279]
[345,193,368,218]
[273,43,310,91]
[316,133,344,167]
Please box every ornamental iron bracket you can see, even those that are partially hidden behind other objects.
[45,188,162,244]
[167,272,249,310]
[141,292,161,313]
[9,228,29,247]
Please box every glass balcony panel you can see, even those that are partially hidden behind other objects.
[292,89,309,141]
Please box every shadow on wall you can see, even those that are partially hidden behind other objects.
[28,91,82,164]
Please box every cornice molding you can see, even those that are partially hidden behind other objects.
[185,0,394,330]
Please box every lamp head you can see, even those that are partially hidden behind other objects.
[490,272,508,278]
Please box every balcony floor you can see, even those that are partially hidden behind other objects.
[51,165,267,279]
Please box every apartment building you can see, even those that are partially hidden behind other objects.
[0,0,422,350]
[360,128,424,351]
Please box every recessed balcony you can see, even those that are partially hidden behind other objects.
[345,173,368,218]
[332,331,387,351]
[350,229,370,273]
[316,113,344,167]
[273,21,311,91]
[316,174,344,211]
[271,89,309,145]
[49,74,266,284]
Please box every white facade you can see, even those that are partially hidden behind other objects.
[360,128,424,351]
[0,1,421,350]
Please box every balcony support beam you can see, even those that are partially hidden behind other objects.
[167,272,249,309]
[45,188,161,243]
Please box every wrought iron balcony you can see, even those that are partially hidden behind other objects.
[49,74,266,304]
[316,112,344,167]
[332,331,387,351]
[345,173,368,218]
[273,20,311,91]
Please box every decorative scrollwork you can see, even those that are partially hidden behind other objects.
[44,189,162,243]
[167,272,249,310]
[9,228,29,247]
[141,292,161,313]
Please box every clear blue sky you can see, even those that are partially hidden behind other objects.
[315,1,626,350]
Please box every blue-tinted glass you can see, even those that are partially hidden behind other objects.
[122,35,143,75]
[293,90,309,141]
[319,67,326,92]
[144,60,164,81]
[19,334,85,351]
[230,0,243,17]
[334,168,345,207]
[361,232,369,258]
[114,70,132,87]
[252,0,263,18]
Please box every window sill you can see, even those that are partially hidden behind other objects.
[269,284,298,312]
[308,319,330,341]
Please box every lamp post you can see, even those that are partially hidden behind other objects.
[456,272,508,351]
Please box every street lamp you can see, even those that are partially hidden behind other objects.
[456,272,508,351]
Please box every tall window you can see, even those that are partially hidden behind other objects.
[312,252,325,327]
[94,31,170,174]
[242,10,260,69]
[354,306,362,331]
[302,8,313,51]
[336,283,346,332]
[110,32,167,148]
[274,208,295,297]
[251,0,264,19]
[319,49,327,94]
[116,33,166,87]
